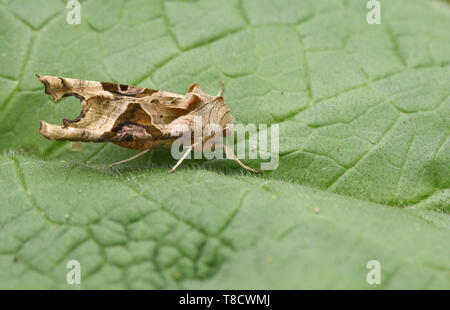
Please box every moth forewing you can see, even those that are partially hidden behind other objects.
[37,75,261,173]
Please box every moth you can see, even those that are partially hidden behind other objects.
[37,75,261,173]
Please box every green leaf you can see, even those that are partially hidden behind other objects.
[0,0,449,289]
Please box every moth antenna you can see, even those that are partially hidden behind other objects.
[217,81,224,97]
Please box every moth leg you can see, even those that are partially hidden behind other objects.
[217,81,224,97]
[167,145,194,174]
[109,149,151,168]
[216,143,263,173]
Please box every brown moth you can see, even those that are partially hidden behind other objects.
[37,75,261,173]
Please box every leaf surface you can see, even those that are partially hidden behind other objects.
[0,0,449,289]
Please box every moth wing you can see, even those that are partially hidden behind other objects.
[139,89,203,133]
[37,75,158,102]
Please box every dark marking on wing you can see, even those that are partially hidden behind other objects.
[62,110,85,127]
[101,82,157,97]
